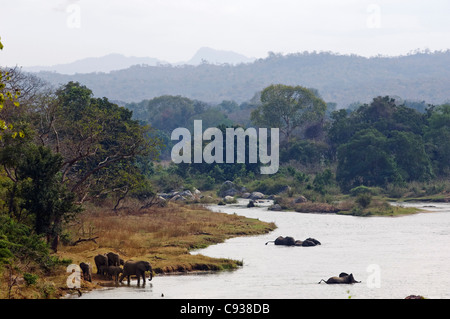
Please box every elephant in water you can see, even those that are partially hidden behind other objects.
[265,236,297,246]
[119,260,153,285]
[318,273,361,284]
[265,236,321,247]
[107,266,123,282]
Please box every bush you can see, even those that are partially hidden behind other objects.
[0,215,51,268]
[350,186,381,196]
[23,273,39,286]
[356,193,372,208]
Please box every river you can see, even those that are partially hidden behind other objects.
[76,199,450,299]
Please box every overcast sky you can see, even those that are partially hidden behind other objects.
[1,0,450,67]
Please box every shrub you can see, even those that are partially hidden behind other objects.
[350,185,381,196]
[23,273,39,286]
[356,193,372,208]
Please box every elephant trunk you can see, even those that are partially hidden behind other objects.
[149,268,153,281]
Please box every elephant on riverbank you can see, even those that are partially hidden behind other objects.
[107,252,123,266]
[94,254,109,275]
[119,260,153,285]
[107,265,123,282]
[318,273,361,284]
[79,262,92,282]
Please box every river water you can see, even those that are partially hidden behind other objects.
[77,199,450,299]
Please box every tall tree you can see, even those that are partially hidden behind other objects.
[250,84,327,143]
[0,142,80,252]
[33,81,161,203]
[425,104,450,175]
[336,129,401,191]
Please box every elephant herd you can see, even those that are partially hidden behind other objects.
[266,236,361,285]
[79,252,153,285]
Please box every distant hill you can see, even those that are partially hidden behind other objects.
[32,50,450,108]
[23,53,164,75]
[182,47,256,65]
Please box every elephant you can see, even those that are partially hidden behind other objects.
[79,262,92,282]
[265,236,296,246]
[119,260,153,285]
[265,236,321,247]
[106,252,123,266]
[106,265,123,282]
[302,238,321,247]
[318,273,361,284]
[94,254,109,275]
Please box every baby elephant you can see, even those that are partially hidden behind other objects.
[318,273,361,284]
[107,266,123,282]
[79,262,92,282]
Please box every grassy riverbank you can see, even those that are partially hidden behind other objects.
[272,194,428,217]
[0,202,275,299]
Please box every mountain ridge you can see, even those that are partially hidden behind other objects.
[22,47,255,74]
[30,50,450,108]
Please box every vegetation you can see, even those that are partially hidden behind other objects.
[34,50,450,108]
[1,37,449,299]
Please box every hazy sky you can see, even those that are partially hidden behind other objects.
[1,0,450,67]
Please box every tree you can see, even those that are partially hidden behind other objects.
[0,143,80,252]
[336,129,401,191]
[0,38,22,139]
[250,84,327,143]
[389,131,433,182]
[36,82,160,203]
[425,104,450,175]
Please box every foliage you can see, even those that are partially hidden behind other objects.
[0,143,81,251]
[425,104,450,175]
[336,128,400,191]
[355,193,372,208]
[330,96,442,192]
[250,84,327,142]
[0,215,51,267]
[35,50,450,109]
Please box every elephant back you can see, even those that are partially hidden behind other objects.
[107,252,121,266]
[94,254,108,266]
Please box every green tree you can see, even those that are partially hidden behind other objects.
[0,37,22,139]
[250,84,327,143]
[0,143,80,252]
[389,131,433,182]
[37,82,160,202]
[336,129,401,191]
[425,104,450,175]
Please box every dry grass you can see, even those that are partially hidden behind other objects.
[58,201,275,274]
[1,201,275,299]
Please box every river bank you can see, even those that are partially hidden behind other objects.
[75,200,450,299]
[38,202,275,298]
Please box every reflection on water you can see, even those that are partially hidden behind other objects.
[76,200,450,299]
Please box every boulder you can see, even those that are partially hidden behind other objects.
[293,196,308,204]
[224,196,236,203]
[170,195,186,201]
[178,190,195,200]
[249,192,265,200]
[218,181,240,197]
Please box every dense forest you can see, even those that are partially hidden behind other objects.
[34,50,450,108]
[1,39,450,297]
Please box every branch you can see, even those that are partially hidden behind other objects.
[70,236,99,246]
